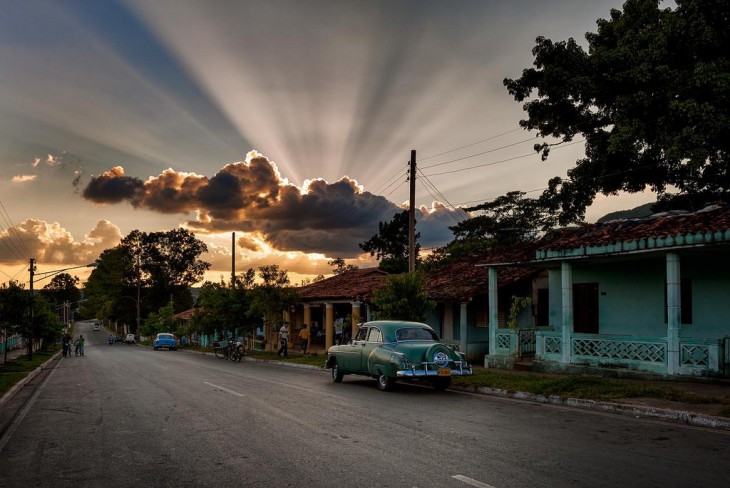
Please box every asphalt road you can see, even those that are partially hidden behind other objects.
[1,320,728,488]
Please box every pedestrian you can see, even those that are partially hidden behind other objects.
[277,322,289,357]
[298,324,310,355]
[334,316,344,345]
[62,334,71,357]
[74,335,85,356]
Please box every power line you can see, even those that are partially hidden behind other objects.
[420,136,538,170]
[422,139,585,177]
[418,128,523,162]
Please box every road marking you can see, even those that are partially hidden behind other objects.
[452,475,497,488]
[203,381,245,397]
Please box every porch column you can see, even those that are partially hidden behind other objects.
[459,302,468,354]
[488,266,498,356]
[666,252,681,375]
[325,303,334,350]
[303,304,311,349]
[366,304,372,322]
[351,301,361,339]
[561,261,573,364]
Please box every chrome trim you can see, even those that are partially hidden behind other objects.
[396,361,473,377]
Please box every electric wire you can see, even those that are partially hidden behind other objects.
[419,135,538,170]
[0,200,31,257]
[418,128,523,162]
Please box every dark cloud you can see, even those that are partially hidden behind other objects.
[83,166,145,204]
[82,152,462,257]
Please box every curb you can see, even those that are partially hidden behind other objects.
[0,351,61,409]
[449,385,730,431]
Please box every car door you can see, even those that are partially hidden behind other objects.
[361,326,383,372]
[340,326,368,373]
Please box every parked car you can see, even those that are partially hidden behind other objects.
[325,320,472,391]
[125,334,136,345]
[153,333,177,350]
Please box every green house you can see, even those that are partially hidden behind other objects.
[481,204,730,377]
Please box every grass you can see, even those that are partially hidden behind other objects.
[452,367,729,407]
[0,347,60,397]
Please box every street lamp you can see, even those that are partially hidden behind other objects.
[27,259,97,360]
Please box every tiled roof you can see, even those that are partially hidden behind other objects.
[297,268,389,301]
[426,243,541,301]
[538,203,730,253]
[173,308,202,320]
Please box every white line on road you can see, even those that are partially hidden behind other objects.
[203,381,245,397]
[452,475,497,488]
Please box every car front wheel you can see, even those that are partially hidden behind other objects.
[332,362,344,383]
[376,373,394,391]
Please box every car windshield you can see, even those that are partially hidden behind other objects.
[158,334,174,340]
[395,327,438,342]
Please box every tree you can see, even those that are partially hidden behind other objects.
[425,191,558,269]
[83,229,210,333]
[371,272,435,322]
[141,299,175,337]
[122,228,210,313]
[504,0,730,223]
[328,258,359,275]
[360,210,420,273]
[248,265,298,349]
[193,271,261,339]
[40,273,82,312]
[0,281,29,361]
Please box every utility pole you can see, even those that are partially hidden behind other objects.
[28,258,36,360]
[231,232,236,288]
[408,150,416,274]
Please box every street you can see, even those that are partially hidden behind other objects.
[1,320,728,488]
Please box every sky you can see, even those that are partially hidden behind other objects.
[0,0,657,287]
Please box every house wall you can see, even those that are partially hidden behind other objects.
[547,252,730,340]
[682,253,730,338]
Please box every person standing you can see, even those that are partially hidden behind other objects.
[277,322,289,357]
[298,324,310,355]
[334,316,344,345]
[75,335,85,356]
[62,334,71,357]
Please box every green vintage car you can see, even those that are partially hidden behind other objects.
[325,320,472,391]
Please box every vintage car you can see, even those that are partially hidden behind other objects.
[325,320,472,391]
[153,333,177,350]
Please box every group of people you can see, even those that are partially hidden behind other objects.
[61,333,85,357]
[277,322,315,357]
[276,319,348,357]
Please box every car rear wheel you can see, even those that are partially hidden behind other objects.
[376,373,394,391]
[332,362,344,383]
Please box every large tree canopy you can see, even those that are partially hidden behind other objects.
[504,0,730,222]
[359,210,420,274]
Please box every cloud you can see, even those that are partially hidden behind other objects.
[82,151,465,257]
[0,219,123,265]
[12,175,37,183]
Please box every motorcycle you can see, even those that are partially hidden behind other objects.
[228,341,246,362]
[108,336,114,345]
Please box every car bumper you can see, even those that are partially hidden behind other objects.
[396,364,472,378]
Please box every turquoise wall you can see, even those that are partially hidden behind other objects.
[547,252,730,340]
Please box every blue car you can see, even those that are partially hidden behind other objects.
[153,333,177,350]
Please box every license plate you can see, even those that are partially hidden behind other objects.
[437,368,451,376]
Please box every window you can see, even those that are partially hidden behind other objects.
[366,328,382,343]
[665,278,692,324]
[354,327,368,341]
